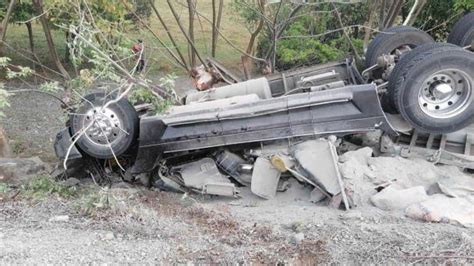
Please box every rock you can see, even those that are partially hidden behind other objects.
[339,147,373,165]
[292,140,341,195]
[0,157,48,183]
[49,215,70,222]
[291,233,305,245]
[405,195,474,228]
[309,188,326,203]
[371,186,428,211]
[62,178,81,187]
[104,232,115,240]
[136,173,151,187]
[340,211,363,221]
[111,181,134,189]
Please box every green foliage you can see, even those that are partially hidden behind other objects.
[125,0,152,22]
[11,1,35,22]
[39,81,62,93]
[77,188,115,216]
[454,0,474,12]
[0,84,10,117]
[0,57,11,67]
[406,0,473,41]
[257,10,364,70]
[230,0,264,33]
[22,175,77,200]
[0,183,8,194]
[129,74,177,114]
[246,2,370,70]
[6,66,33,79]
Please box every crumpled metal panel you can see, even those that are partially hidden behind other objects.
[170,158,238,197]
[131,84,395,173]
[292,140,341,196]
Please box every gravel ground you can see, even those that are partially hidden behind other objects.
[1,183,473,264]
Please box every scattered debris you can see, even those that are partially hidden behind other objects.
[292,140,341,196]
[170,158,238,197]
[405,195,474,228]
[370,186,428,211]
[251,157,281,200]
[291,233,305,245]
[49,215,70,222]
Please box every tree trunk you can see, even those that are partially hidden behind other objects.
[0,126,11,158]
[0,0,17,56]
[404,0,427,26]
[64,31,72,64]
[148,0,188,70]
[363,0,378,50]
[382,0,404,29]
[241,0,266,79]
[26,21,44,81]
[211,0,224,58]
[32,0,70,81]
[187,0,196,67]
[166,0,206,68]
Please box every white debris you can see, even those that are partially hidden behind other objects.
[370,186,428,211]
[405,195,474,228]
[49,215,70,222]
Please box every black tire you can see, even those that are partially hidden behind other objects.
[447,12,474,46]
[365,26,434,79]
[392,49,474,133]
[70,93,139,159]
[385,43,462,114]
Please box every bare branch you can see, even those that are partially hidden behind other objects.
[147,0,189,70]
[166,0,207,68]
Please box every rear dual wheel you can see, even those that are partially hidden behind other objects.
[448,12,474,47]
[365,26,434,79]
[391,47,474,133]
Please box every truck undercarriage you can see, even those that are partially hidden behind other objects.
[53,17,474,202]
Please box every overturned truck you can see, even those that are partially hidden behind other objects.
[54,13,474,203]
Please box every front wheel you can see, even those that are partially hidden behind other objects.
[70,93,139,159]
[392,49,474,133]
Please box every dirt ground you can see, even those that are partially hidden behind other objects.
[1,181,473,264]
[1,80,474,264]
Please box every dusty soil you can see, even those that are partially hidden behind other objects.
[1,79,474,264]
[1,182,473,264]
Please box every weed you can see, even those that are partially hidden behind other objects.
[22,175,77,200]
[0,182,8,193]
[77,188,116,216]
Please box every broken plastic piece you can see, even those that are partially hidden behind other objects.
[251,157,281,199]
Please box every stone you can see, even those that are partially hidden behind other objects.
[371,186,428,211]
[104,232,115,240]
[309,188,326,203]
[49,215,70,222]
[405,194,474,228]
[0,157,48,183]
[291,233,305,245]
[62,177,81,187]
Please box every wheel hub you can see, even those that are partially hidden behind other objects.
[418,69,472,118]
[84,107,122,145]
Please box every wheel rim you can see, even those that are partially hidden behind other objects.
[83,106,124,146]
[418,69,473,119]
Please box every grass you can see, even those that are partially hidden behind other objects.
[3,0,250,78]
[21,175,78,200]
